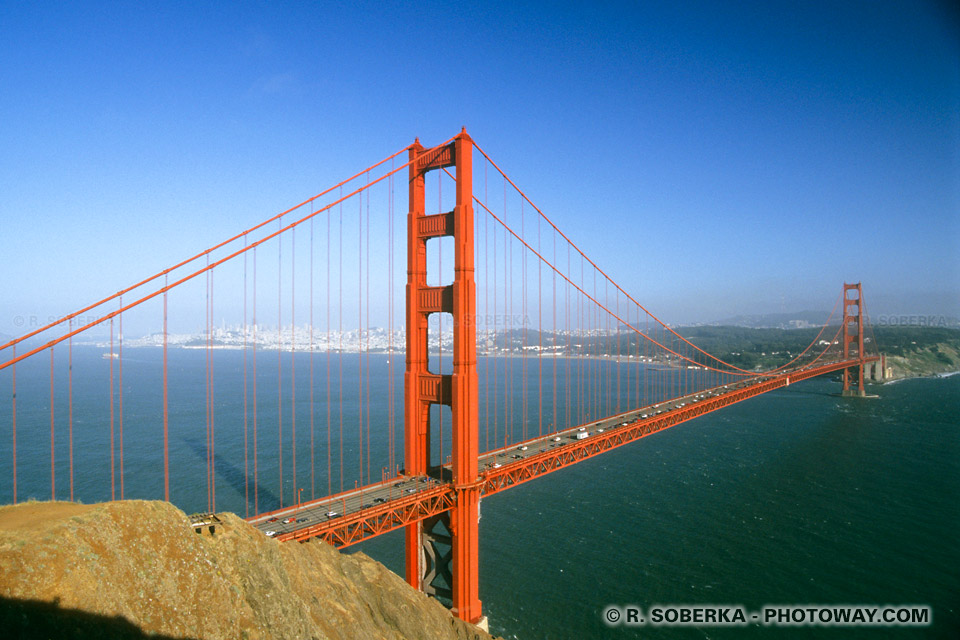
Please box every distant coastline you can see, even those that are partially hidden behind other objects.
[883,368,960,384]
[73,324,960,383]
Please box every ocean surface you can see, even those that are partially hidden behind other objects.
[1,347,957,638]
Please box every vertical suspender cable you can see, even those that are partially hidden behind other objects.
[594,269,599,419]
[603,279,608,415]
[118,299,124,499]
[11,345,16,504]
[492,183,498,453]
[327,198,332,496]
[504,206,523,442]
[211,267,216,511]
[608,281,612,415]
[388,169,394,474]
[508,207,514,445]
[358,188,364,484]
[50,348,55,500]
[577,254,583,426]
[637,306,642,408]
[163,275,169,501]
[575,251,582,423]
[205,263,211,511]
[310,214,315,500]
[617,287,621,414]
[339,191,344,494]
[644,311,648,408]
[277,218,283,509]
[590,271,596,420]
[110,317,115,500]
[365,177,371,485]
[521,199,526,442]
[244,236,249,517]
[679,337,683,397]
[625,299,629,410]
[503,179,508,446]
[537,207,542,438]
[597,272,602,418]
[484,161,489,453]
[590,269,596,420]
[598,273,603,416]
[253,248,259,515]
[552,225,557,434]
[68,322,74,501]
[563,243,569,429]
[209,262,215,511]
[291,227,297,507]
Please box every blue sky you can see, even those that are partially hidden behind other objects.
[1,0,957,333]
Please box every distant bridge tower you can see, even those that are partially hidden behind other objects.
[404,129,483,624]
[842,282,866,397]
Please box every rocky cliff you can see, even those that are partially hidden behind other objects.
[886,341,960,380]
[0,500,497,640]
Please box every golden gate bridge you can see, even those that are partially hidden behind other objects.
[0,129,879,626]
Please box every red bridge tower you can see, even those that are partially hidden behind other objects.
[404,129,483,624]
[842,282,866,397]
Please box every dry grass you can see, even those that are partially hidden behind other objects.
[0,500,497,640]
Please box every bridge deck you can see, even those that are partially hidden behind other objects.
[249,357,877,547]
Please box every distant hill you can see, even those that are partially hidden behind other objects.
[708,311,960,330]
[708,311,831,329]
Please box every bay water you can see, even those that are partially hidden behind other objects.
[1,347,956,638]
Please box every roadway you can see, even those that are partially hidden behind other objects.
[247,374,766,540]
[249,358,877,544]
[247,474,444,539]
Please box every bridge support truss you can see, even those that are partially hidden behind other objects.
[404,130,483,624]
[842,282,866,397]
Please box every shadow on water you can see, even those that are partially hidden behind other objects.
[0,595,197,640]
[180,436,280,512]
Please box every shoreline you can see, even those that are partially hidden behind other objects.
[882,369,960,384]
